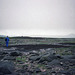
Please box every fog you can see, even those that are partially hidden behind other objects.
[0,0,75,37]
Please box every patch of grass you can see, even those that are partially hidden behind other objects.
[56,46,75,55]
[16,56,26,63]
[1,38,75,45]
[55,47,73,55]
[37,64,46,69]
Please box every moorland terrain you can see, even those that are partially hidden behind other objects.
[0,37,75,75]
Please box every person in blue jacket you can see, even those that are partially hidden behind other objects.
[5,36,9,47]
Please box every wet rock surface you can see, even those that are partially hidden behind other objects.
[0,44,75,75]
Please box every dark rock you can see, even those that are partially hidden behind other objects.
[16,69,32,75]
[51,71,56,75]
[10,51,22,56]
[48,59,61,66]
[60,59,70,63]
[55,54,63,59]
[34,68,41,73]
[59,70,72,75]
[41,61,48,64]
[68,68,75,75]
[0,51,8,55]
[25,72,32,75]
[69,59,75,65]
[70,55,75,59]
[39,54,57,62]
[41,71,48,75]
[3,56,16,60]
[0,55,5,60]
[59,68,75,75]
[18,61,24,64]
[0,61,15,74]
[0,73,4,75]
[16,69,25,73]
[53,52,56,55]
[60,59,75,65]
[46,65,52,69]
[20,69,26,73]
[62,55,75,59]
[29,55,41,61]
[51,71,56,73]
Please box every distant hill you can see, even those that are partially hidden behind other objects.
[11,36,46,39]
[56,34,75,38]
[0,35,6,37]
[49,34,75,38]
[65,34,75,38]
[0,34,75,38]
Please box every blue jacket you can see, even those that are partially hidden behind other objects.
[5,37,9,42]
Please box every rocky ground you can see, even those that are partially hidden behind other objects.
[0,44,75,75]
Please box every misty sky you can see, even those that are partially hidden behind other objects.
[0,0,75,37]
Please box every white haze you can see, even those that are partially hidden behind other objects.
[0,0,75,37]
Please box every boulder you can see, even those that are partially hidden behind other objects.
[29,55,41,61]
[59,70,73,75]
[3,56,16,60]
[48,59,61,66]
[62,55,75,59]
[10,51,22,56]
[0,61,15,74]
[39,54,57,62]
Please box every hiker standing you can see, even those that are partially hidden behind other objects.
[5,36,9,47]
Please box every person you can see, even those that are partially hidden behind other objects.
[5,36,9,47]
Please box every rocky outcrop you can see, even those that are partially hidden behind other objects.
[0,46,75,75]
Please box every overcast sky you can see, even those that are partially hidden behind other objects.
[0,0,75,37]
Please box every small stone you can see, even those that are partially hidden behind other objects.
[60,62,63,66]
